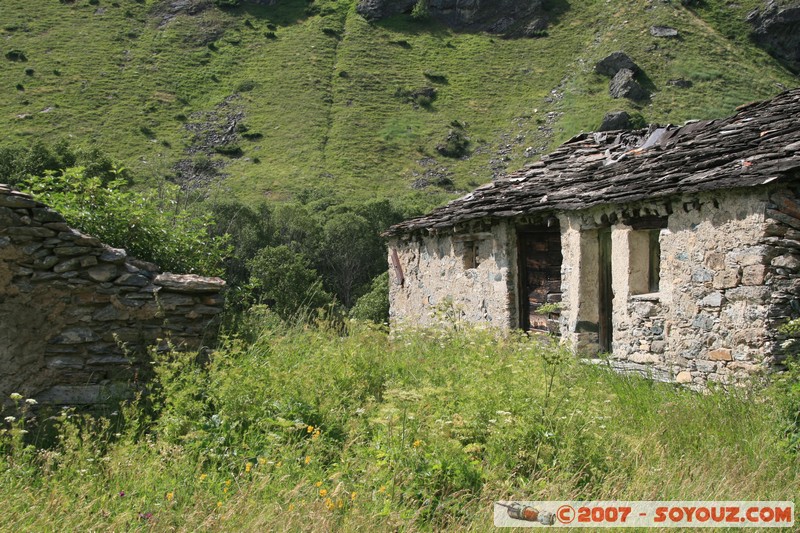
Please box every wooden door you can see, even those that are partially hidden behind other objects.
[518,226,562,333]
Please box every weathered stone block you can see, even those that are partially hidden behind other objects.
[713,267,741,289]
[741,264,767,285]
[54,246,92,257]
[86,264,118,282]
[53,258,81,274]
[771,254,800,270]
[115,273,150,287]
[99,247,127,263]
[47,356,85,369]
[50,327,99,344]
[708,348,733,361]
[701,292,724,307]
[676,371,692,383]
[154,273,226,293]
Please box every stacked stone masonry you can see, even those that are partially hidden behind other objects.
[0,184,225,410]
[388,186,800,388]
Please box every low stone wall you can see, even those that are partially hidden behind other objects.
[0,184,225,410]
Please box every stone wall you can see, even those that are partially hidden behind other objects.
[388,219,519,328]
[560,187,797,387]
[389,185,800,387]
[0,184,225,410]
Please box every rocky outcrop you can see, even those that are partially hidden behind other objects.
[747,0,800,74]
[609,69,649,101]
[356,0,549,35]
[594,51,640,77]
[0,184,225,411]
[598,111,632,131]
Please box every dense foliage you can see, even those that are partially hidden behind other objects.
[1,322,798,530]
[22,167,229,276]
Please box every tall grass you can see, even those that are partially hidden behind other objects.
[1,319,797,530]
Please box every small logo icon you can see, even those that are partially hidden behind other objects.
[497,502,556,525]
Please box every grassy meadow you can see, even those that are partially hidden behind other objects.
[2,317,798,531]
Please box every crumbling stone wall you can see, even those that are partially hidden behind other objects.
[560,187,800,387]
[0,184,225,409]
[388,220,519,328]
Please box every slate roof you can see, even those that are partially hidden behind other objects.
[385,88,800,237]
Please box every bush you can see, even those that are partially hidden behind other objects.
[350,271,389,324]
[248,245,332,321]
[23,167,229,275]
[410,0,429,20]
[4,49,27,61]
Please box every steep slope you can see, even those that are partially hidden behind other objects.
[0,0,795,207]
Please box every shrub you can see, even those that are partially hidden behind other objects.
[248,245,333,321]
[350,271,389,324]
[436,122,470,158]
[410,0,429,20]
[23,167,229,275]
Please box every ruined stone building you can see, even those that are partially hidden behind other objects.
[0,185,225,411]
[385,89,800,386]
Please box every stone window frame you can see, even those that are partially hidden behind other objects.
[625,216,668,298]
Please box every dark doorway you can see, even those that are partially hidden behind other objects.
[598,228,613,352]
[518,225,562,333]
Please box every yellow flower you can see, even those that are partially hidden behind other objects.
[288,503,295,512]
[314,481,323,487]
[337,499,343,509]
[258,457,267,466]
[199,473,207,481]
[276,461,283,468]
[304,456,311,465]
[351,492,357,501]
[312,429,321,440]
[413,439,422,448]
[166,492,174,502]
[245,462,252,473]
[324,498,335,511]
[223,487,228,494]
[307,425,314,433]
[378,485,386,493]
[319,488,328,497]
[225,479,232,487]
[217,501,222,508]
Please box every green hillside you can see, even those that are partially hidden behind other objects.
[0,0,795,206]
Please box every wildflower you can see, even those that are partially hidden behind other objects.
[258,457,266,466]
[224,487,228,494]
[199,474,207,481]
[119,491,125,497]
[245,462,252,473]
[378,485,386,493]
[138,512,153,521]
[288,503,295,511]
[337,499,343,509]
[307,425,314,433]
[9,393,22,401]
[319,488,328,497]
[217,501,222,508]
[315,481,323,487]
[312,429,321,440]
[225,479,232,487]
[276,461,283,468]
[324,498,335,511]
[412,439,422,448]
[166,492,174,502]
[304,456,311,465]
[25,398,37,405]
[4,416,15,424]
[351,492,357,501]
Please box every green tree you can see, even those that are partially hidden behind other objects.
[350,271,389,324]
[248,245,332,321]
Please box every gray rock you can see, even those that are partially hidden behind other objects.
[86,264,118,282]
[154,273,226,293]
[668,78,693,89]
[598,110,632,131]
[594,51,640,77]
[649,25,679,38]
[609,68,649,101]
[115,273,150,287]
[50,327,99,344]
[747,0,800,74]
[99,246,127,263]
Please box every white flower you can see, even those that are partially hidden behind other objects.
[25,398,37,405]
[4,416,16,423]
[9,393,22,401]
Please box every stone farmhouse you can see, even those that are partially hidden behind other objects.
[385,89,800,386]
